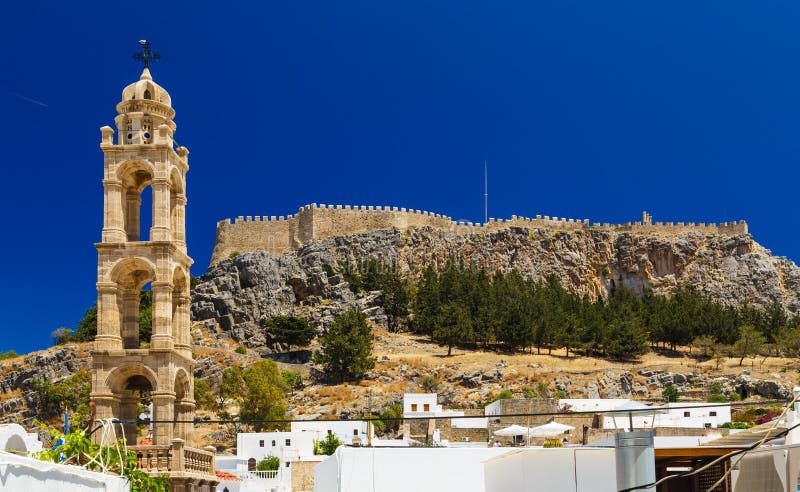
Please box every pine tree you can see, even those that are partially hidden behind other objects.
[313,309,376,381]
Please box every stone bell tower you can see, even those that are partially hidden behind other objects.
[90,41,216,490]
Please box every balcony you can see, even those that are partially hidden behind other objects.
[132,439,216,477]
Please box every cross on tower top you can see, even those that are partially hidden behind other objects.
[132,40,160,69]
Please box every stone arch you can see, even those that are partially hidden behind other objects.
[106,363,159,393]
[106,363,159,446]
[117,158,156,241]
[3,434,26,453]
[105,257,157,348]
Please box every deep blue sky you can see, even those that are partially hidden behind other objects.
[2,1,799,354]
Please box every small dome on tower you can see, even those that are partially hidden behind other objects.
[121,68,172,107]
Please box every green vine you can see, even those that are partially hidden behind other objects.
[35,427,170,492]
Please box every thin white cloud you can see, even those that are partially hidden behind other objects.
[9,92,49,108]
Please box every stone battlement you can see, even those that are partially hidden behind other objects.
[210,204,748,264]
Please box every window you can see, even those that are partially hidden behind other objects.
[286,462,290,468]
[259,440,264,447]
[683,411,690,417]
[285,439,291,446]
[423,404,430,412]
[354,429,359,436]
[710,411,717,417]
[271,440,276,446]
[411,404,418,412]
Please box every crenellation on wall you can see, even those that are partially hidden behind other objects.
[209,205,750,264]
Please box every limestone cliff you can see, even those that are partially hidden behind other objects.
[193,226,800,346]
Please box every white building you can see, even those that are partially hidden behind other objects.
[0,423,43,455]
[0,448,129,492]
[558,399,731,430]
[219,422,375,492]
[484,448,617,492]
[403,393,487,435]
[314,447,515,492]
[291,420,372,446]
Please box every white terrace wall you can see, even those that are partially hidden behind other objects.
[210,205,748,265]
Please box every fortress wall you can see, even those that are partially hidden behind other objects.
[209,205,749,265]
[210,214,295,264]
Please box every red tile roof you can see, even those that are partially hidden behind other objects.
[216,470,241,481]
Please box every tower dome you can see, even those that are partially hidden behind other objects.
[121,67,172,106]
[114,67,176,145]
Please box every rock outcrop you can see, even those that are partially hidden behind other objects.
[193,226,800,346]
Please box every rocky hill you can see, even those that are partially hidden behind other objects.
[192,226,800,347]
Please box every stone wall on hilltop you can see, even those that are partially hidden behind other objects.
[210,204,748,265]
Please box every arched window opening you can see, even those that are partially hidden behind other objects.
[116,373,154,446]
[248,458,256,471]
[110,258,155,350]
[120,164,154,242]
[173,371,191,441]
[143,89,151,100]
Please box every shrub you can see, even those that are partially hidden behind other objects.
[662,385,679,403]
[719,421,752,429]
[263,316,315,348]
[256,455,280,471]
[419,375,441,393]
[229,251,241,258]
[0,350,18,360]
[314,433,343,455]
[281,370,303,390]
[235,345,247,354]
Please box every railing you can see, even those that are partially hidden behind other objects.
[183,446,214,474]
[131,440,215,476]
[133,445,173,473]
[238,470,280,480]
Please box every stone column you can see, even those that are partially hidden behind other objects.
[151,391,175,445]
[150,178,171,241]
[102,180,126,243]
[172,293,191,353]
[150,281,173,349]
[119,393,139,446]
[174,400,195,441]
[121,290,140,349]
[171,194,187,246]
[95,282,122,350]
[125,190,142,241]
[89,393,116,444]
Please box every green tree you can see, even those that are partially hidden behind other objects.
[662,385,680,403]
[238,360,290,431]
[313,310,375,382]
[734,325,765,366]
[194,379,215,411]
[691,335,716,358]
[30,370,92,424]
[264,316,316,348]
[776,326,800,358]
[433,302,473,356]
[411,266,442,335]
[314,432,343,455]
[51,327,73,345]
[605,319,650,359]
[256,455,280,471]
[0,350,18,360]
[73,304,98,342]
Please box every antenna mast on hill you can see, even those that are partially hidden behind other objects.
[484,160,488,224]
